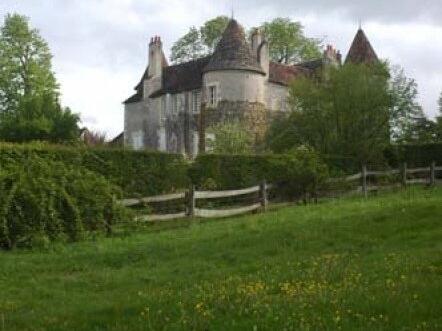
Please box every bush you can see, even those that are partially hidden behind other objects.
[0,143,190,197]
[0,156,130,249]
[190,147,328,200]
[385,143,442,168]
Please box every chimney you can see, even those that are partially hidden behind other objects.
[251,28,263,54]
[323,44,341,66]
[148,35,164,78]
[251,28,269,76]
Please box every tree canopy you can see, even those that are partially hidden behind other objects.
[0,13,79,143]
[170,16,321,64]
[261,18,321,64]
[267,63,391,165]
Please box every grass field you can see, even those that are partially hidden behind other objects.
[0,186,441,330]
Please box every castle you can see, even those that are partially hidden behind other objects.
[123,19,378,156]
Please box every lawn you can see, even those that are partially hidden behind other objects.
[0,187,441,330]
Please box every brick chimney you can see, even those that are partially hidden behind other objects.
[148,36,164,78]
[323,44,341,66]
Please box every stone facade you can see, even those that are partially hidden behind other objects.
[123,19,360,157]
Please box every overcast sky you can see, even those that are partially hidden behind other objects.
[1,0,441,138]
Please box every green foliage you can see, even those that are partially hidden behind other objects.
[261,17,321,64]
[0,143,190,197]
[0,187,441,330]
[267,63,391,165]
[0,13,58,112]
[170,16,229,63]
[0,94,79,143]
[206,121,254,154]
[385,143,442,168]
[0,156,129,249]
[170,16,320,65]
[200,16,230,52]
[190,147,328,199]
[0,13,80,143]
[170,27,205,64]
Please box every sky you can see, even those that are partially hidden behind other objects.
[1,0,441,138]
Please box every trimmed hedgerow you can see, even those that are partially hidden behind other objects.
[190,147,329,200]
[0,143,190,197]
[0,156,131,249]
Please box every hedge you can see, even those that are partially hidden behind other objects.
[0,143,190,197]
[189,147,329,199]
[385,143,442,168]
[0,156,130,249]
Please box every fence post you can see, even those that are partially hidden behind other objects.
[430,161,436,186]
[401,162,408,187]
[362,165,367,198]
[187,185,195,217]
[260,180,268,212]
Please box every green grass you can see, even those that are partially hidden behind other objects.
[0,187,441,331]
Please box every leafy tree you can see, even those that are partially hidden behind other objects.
[389,65,425,143]
[261,18,321,64]
[0,13,58,112]
[0,13,79,143]
[0,94,79,143]
[206,121,254,154]
[170,16,321,65]
[170,27,205,64]
[200,16,230,53]
[267,63,391,165]
[170,16,229,63]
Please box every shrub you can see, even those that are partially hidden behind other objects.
[190,147,328,200]
[0,143,190,197]
[0,156,130,249]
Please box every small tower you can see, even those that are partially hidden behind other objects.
[251,28,269,76]
[345,28,378,64]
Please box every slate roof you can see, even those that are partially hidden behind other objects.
[268,62,312,86]
[149,56,211,98]
[345,29,378,64]
[204,19,265,74]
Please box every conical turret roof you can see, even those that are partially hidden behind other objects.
[345,28,378,64]
[204,19,264,74]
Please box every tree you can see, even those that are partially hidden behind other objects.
[170,16,321,65]
[170,16,229,63]
[389,65,425,143]
[170,27,205,64]
[0,13,79,143]
[267,63,391,165]
[200,16,230,53]
[0,13,58,112]
[206,121,254,154]
[261,18,321,64]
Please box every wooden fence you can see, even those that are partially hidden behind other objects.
[336,161,442,197]
[120,181,269,223]
[120,161,441,223]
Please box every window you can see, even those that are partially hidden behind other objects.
[208,85,217,106]
[192,91,200,113]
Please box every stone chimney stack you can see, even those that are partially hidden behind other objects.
[251,28,263,54]
[148,36,164,78]
[323,44,341,66]
[251,28,269,77]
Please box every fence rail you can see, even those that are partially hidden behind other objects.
[120,161,440,223]
[120,182,269,223]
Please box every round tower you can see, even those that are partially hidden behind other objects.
[200,19,268,151]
